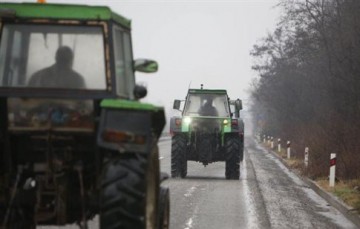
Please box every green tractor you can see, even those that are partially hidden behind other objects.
[0,2,169,229]
[170,86,244,180]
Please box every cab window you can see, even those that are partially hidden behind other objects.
[0,24,107,90]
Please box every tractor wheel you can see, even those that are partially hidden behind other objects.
[171,134,187,178]
[158,187,170,229]
[225,135,240,180]
[100,146,160,229]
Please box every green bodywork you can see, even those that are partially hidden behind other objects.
[181,116,231,132]
[101,99,163,112]
[181,116,231,146]
[0,3,131,28]
[177,89,232,146]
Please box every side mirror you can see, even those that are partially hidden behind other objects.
[235,99,242,111]
[134,59,158,73]
[173,100,181,110]
[133,84,147,100]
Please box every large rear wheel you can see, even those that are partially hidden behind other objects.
[171,134,187,178]
[225,135,240,180]
[100,146,160,229]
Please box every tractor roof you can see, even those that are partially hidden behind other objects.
[188,89,227,94]
[0,2,131,29]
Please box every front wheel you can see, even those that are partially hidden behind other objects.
[171,134,187,178]
[100,146,160,229]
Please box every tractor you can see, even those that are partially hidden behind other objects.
[0,2,169,228]
[170,86,244,180]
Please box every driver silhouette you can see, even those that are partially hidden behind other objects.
[29,46,85,88]
[198,97,218,116]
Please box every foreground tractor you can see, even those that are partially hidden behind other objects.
[0,2,169,228]
[170,86,244,180]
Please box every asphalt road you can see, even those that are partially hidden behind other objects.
[40,136,357,229]
[159,136,357,229]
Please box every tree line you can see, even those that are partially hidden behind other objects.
[250,0,360,179]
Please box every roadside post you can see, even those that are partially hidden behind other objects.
[267,136,270,145]
[278,138,281,153]
[304,147,309,167]
[263,135,266,143]
[287,141,291,159]
[271,137,274,149]
[329,153,336,187]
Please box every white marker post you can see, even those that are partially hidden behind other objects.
[263,135,266,143]
[329,153,336,187]
[287,141,291,159]
[267,136,270,145]
[271,137,274,149]
[304,147,309,167]
[278,138,281,153]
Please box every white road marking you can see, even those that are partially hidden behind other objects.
[183,186,199,229]
[184,203,200,229]
[243,152,259,229]
[184,186,197,197]
[184,218,193,229]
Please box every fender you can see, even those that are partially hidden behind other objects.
[97,99,165,153]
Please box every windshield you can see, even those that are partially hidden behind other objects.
[0,24,106,90]
[183,93,230,117]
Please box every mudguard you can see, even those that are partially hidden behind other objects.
[97,99,165,153]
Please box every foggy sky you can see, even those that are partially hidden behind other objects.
[7,0,280,123]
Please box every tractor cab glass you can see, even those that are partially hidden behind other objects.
[183,93,230,117]
[0,24,107,90]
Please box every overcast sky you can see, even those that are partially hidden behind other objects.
[10,0,280,119]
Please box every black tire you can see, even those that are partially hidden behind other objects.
[225,135,240,180]
[158,187,170,229]
[100,146,160,229]
[171,134,187,178]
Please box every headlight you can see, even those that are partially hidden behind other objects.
[184,117,192,124]
[223,119,229,125]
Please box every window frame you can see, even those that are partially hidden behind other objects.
[183,93,231,117]
[111,22,135,99]
[0,19,116,99]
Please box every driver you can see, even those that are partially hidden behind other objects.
[28,46,85,88]
[198,96,218,116]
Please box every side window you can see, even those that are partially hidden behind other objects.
[123,33,135,98]
[0,26,25,86]
[113,26,135,98]
[0,26,8,81]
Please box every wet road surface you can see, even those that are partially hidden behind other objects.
[159,136,357,229]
